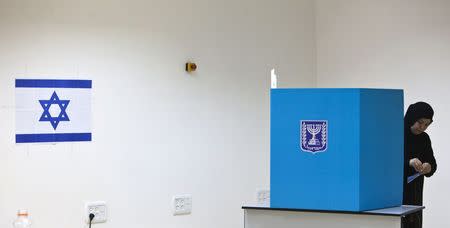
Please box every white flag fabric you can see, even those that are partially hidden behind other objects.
[15,79,92,143]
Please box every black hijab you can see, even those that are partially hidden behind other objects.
[404,102,434,128]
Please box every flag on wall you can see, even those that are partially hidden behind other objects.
[15,79,92,143]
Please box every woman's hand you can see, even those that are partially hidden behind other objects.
[421,163,432,175]
[409,158,423,173]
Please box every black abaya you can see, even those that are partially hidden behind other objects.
[402,102,437,228]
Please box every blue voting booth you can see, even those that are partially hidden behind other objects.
[270,88,404,211]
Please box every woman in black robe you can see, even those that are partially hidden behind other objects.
[402,102,438,228]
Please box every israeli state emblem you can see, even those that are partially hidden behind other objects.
[301,120,328,154]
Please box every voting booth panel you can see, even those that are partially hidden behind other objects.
[270,89,404,211]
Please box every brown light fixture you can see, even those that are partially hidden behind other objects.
[185,62,197,73]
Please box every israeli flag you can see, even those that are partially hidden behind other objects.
[15,79,92,143]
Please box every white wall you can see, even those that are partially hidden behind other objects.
[0,0,316,228]
[315,1,450,227]
[7,1,447,227]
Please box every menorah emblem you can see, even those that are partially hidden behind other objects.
[307,124,322,146]
[301,120,328,154]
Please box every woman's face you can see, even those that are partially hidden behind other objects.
[410,118,432,135]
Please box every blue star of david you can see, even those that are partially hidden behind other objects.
[39,91,70,130]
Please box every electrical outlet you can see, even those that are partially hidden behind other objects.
[256,189,270,205]
[172,195,192,215]
[85,201,107,224]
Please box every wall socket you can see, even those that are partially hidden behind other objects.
[256,189,270,205]
[85,201,107,224]
[172,195,192,215]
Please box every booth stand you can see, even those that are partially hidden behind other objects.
[243,205,424,228]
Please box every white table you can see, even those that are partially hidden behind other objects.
[243,205,424,228]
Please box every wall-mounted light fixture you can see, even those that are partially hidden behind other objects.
[185,62,197,73]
